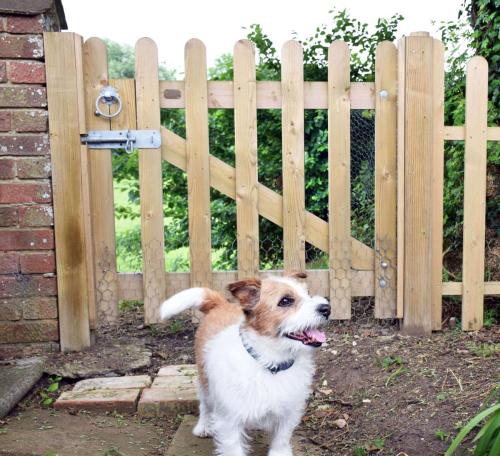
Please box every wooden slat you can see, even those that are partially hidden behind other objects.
[396,37,406,319]
[374,41,397,318]
[185,39,212,287]
[135,38,167,324]
[444,126,499,141]
[160,80,375,109]
[281,41,305,272]
[431,40,445,330]
[328,41,351,319]
[117,269,376,302]
[83,38,118,326]
[234,40,259,278]
[462,56,488,331]
[161,127,375,270]
[442,281,500,296]
[44,32,90,351]
[402,34,434,334]
[109,79,138,131]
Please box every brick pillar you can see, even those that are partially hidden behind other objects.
[0,0,67,358]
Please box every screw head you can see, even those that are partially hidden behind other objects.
[379,278,387,288]
[381,261,389,269]
[379,90,389,99]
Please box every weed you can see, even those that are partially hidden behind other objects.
[378,355,403,370]
[466,342,500,358]
[42,453,58,456]
[104,448,125,456]
[437,391,450,401]
[483,308,497,329]
[354,437,386,455]
[385,365,408,387]
[435,428,450,441]
[118,300,142,311]
[168,319,184,334]
[40,376,62,406]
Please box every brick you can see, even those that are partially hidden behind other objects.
[18,205,53,226]
[0,251,19,273]
[16,156,50,178]
[0,61,6,82]
[0,341,59,359]
[0,182,51,203]
[0,34,43,59]
[0,86,46,108]
[20,251,54,273]
[0,228,54,250]
[158,364,197,377]
[8,61,45,84]
[0,206,18,226]
[0,298,22,320]
[0,319,58,343]
[0,274,57,298]
[151,375,195,388]
[138,387,198,417]
[0,157,15,178]
[11,109,47,132]
[22,296,57,319]
[0,134,49,155]
[54,388,140,413]
[73,375,152,392]
[0,110,11,131]
[6,15,45,34]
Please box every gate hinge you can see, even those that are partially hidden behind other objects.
[81,129,161,153]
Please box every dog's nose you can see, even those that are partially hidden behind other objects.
[317,303,331,318]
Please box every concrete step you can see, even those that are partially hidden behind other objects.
[165,415,319,456]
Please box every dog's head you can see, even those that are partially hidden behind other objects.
[228,273,330,349]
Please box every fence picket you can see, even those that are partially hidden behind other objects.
[462,56,488,331]
[431,40,445,330]
[281,41,305,273]
[328,41,351,319]
[185,39,212,288]
[374,41,397,318]
[234,40,259,279]
[83,38,118,326]
[135,38,166,324]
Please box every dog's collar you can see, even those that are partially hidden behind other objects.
[239,328,295,374]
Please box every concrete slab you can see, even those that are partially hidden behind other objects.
[138,387,198,417]
[73,375,152,391]
[151,375,195,388]
[165,415,317,456]
[54,388,140,413]
[0,357,44,418]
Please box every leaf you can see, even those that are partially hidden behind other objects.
[46,382,59,393]
[42,398,54,406]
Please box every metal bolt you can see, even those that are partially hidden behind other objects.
[379,90,389,99]
[380,260,389,269]
[379,278,387,288]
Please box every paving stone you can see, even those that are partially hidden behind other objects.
[158,364,197,377]
[0,357,44,418]
[164,415,317,456]
[54,388,140,413]
[138,387,198,417]
[73,375,152,391]
[151,375,195,388]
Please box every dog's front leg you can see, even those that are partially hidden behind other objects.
[212,416,246,456]
[268,414,300,456]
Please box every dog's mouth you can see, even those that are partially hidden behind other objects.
[285,329,326,347]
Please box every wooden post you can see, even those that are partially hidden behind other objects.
[400,32,443,334]
[135,38,167,324]
[462,56,488,330]
[328,41,351,319]
[45,32,91,351]
[281,40,305,273]
[234,40,259,279]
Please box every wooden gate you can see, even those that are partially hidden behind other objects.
[43,32,499,351]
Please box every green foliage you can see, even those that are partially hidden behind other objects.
[378,355,404,370]
[40,375,62,406]
[436,428,451,441]
[445,401,500,456]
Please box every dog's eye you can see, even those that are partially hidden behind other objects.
[278,296,294,307]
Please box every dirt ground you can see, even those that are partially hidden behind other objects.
[0,303,499,456]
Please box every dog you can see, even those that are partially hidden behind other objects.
[160,272,330,456]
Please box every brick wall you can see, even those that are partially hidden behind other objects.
[0,1,66,358]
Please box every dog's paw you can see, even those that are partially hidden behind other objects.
[193,421,212,438]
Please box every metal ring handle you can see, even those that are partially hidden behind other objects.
[95,93,122,118]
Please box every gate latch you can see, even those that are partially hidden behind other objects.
[81,130,161,154]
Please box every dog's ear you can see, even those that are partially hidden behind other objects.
[227,279,261,311]
[287,271,307,280]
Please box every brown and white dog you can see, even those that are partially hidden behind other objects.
[160,273,330,456]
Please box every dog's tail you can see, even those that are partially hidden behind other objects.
[160,287,224,320]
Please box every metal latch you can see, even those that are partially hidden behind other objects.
[81,130,161,153]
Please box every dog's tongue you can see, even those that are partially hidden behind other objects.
[304,328,326,343]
